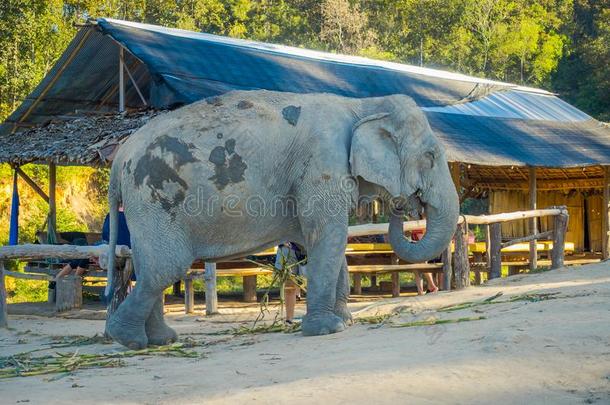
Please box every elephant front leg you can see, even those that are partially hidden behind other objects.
[105,286,156,349]
[334,258,352,325]
[301,225,348,336]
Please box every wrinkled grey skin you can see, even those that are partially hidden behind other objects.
[105,90,459,349]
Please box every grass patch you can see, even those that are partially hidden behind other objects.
[390,316,486,328]
[0,342,202,379]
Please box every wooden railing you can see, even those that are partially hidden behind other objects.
[0,207,569,328]
[0,244,131,329]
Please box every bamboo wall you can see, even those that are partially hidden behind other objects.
[489,190,602,252]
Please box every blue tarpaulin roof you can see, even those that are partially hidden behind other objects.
[1,18,609,168]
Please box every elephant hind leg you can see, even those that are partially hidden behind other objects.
[106,241,192,349]
[146,295,178,346]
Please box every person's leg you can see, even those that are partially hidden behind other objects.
[414,272,425,295]
[54,264,74,281]
[424,272,438,293]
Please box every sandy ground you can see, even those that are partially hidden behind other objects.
[2,262,610,405]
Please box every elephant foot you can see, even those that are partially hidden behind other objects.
[105,315,148,350]
[334,301,353,326]
[146,323,178,346]
[302,313,346,336]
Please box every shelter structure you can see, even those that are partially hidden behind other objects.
[1,18,610,264]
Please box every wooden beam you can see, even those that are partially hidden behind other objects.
[13,165,49,203]
[48,162,57,241]
[0,261,7,328]
[529,167,538,271]
[346,208,565,236]
[471,178,605,191]
[501,231,554,248]
[602,166,610,259]
[391,254,400,297]
[204,262,218,315]
[0,243,131,260]
[119,47,125,112]
[450,162,461,198]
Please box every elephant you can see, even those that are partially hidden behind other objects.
[104,90,459,349]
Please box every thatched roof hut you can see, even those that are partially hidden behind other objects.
[1,18,609,256]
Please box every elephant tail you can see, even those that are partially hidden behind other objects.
[103,166,122,299]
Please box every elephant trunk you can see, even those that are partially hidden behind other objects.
[389,183,459,263]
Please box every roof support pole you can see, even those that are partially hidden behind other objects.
[12,165,49,203]
[529,167,537,271]
[48,162,57,242]
[602,166,610,259]
[119,47,125,113]
[123,57,147,106]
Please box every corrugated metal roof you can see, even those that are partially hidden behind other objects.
[1,18,609,168]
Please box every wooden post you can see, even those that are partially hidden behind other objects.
[243,275,257,302]
[204,262,218,315]
[184,277,194,314]
[602,166,610,259]
[551,210,569,269]
[529,167,538,271]
[453,222,470,289]
[106,257,133,318]
[489,222,502,279]
[390,253,400,297]
[352,273,362,295]
[0,260,7,328]
[391,272,400,297]
[172,281,181,296]
[55,275,82,312]
[485,224,491,269]
[48,162,57,241]
[370,275,378,291]
[441,245,452,291]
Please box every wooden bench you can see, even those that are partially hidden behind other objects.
[349,263,443,296]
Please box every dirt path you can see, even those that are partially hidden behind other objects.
[2,262,609,404]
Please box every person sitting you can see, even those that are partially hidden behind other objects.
[275,242,306,324]
[54,236,90,281]
[102,206,131,248]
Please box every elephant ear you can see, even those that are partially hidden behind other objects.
[349,113,402,197]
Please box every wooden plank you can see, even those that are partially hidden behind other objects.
[243,275,257,302]
[172,281,181,297]
[184,277,194,314]
[453,222,470,289]
[551,211,569,269]
[529,167,538,271]
[0,261,7,328]
[204,262,218,315]
[348,264,443,273]
[489,223,502,279]
[0,244,131,260]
